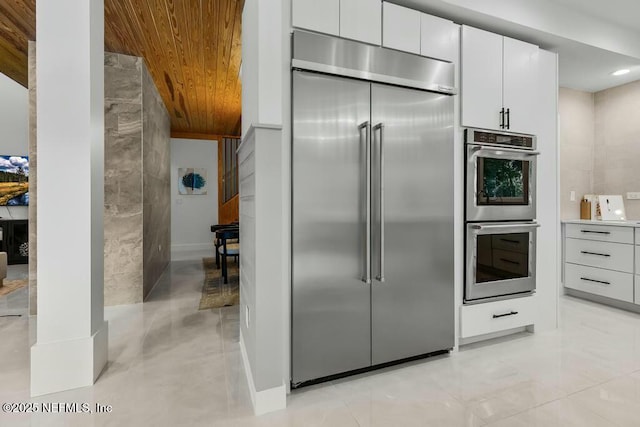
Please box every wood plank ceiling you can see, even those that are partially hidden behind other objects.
[0,0,243,137]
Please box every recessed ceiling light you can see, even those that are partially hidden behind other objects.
[612,69,630,76]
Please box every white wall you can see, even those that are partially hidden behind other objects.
[170,138,218,260]
[0,72,29,219]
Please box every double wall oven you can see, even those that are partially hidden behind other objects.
[465,129,540,303]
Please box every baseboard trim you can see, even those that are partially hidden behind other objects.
[239,330,287,415]
[30,321,108,397]
[170,243,215,261]
[459,326,529,346]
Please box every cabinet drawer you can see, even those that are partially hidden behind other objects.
[460,296,535,339]
[565,224,633,244]
[565,238,633,273]
[636,276,640,305]
[565,263,633,303]
[636,228,640,245]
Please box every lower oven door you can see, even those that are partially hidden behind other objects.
[465,222,539,303]
[466,144,539,222]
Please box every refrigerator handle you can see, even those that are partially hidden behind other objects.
[373,123,385,283]
[359,121,372,284]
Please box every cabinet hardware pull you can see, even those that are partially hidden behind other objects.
[580,277,611,285]
[493,311,518,319]
[499,108,505,129]
[580,230,611,235]
[359,121,371,284]
[580,251,611,257]
[499,258,520,265]
[505,108,510,129]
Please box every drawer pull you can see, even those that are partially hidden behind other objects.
[493,311,518,319]
[580,277,611,285]
[580,230,611,235]
[499,258,520,265]
[580,251,611,257]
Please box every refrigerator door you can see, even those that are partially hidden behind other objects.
[292,71,372,384]
[370,84,454,365]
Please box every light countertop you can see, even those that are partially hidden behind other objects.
[562,219,640,227]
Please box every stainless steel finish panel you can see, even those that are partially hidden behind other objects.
[465,222,538,302]
[292,71,372,384]
[370,84,455,365]
[466,144,538,222]
[465,128,537,150]
[292,30,456,94]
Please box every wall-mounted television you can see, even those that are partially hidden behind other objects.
[0,156,29,206]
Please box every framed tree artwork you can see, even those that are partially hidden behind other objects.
[178,168,208,195]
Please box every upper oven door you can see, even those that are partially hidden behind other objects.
[466,144,539,222]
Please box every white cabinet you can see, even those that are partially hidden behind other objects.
[420,13,457,62]
[566,223,634,244]
[565,264,634,303]
[382,2,458,62]
[461,26,503,131]
[291,0,380,45]
[382,2,420,54]
[340,0,382,45]
[292,0,340,36]
[460,295,536,339]
[461,25,539,134]
[503,38,539,135]
[563,222,636,305]
[565,238,634,273]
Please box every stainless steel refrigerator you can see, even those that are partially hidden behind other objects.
[291,31,455,387]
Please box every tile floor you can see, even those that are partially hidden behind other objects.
[1,260,640,426]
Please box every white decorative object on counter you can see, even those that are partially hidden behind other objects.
[598,195,626,221]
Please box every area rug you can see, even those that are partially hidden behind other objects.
[199,257,239,310]
[0,279,28,298]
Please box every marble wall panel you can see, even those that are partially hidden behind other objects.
[141,66,171,298]
[594,80,640,219]
[559,87,595,219]
[104,52,144,306]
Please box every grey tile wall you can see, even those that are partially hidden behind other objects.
[142,65,170,298]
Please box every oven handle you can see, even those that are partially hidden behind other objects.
[469,144,540,157]
[471,223,540,231]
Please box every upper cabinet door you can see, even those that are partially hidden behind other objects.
[461,26,503,131]
[340,0,382,45]
[420,14,457,62]
[503,37,539,135]
[292,0,339,36]
[382,2,420,54]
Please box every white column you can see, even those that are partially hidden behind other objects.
[31,0,108,397]
[239,0,288,415]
